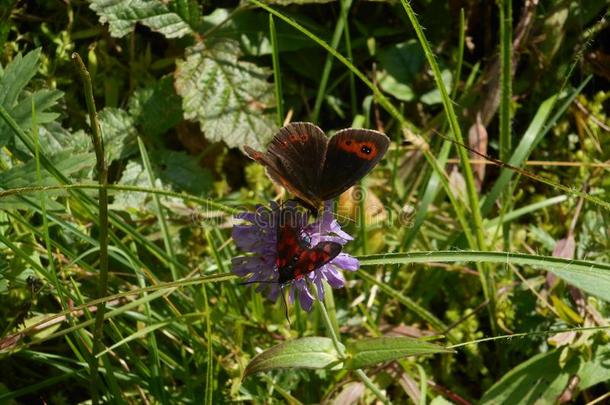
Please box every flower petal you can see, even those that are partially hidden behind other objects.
[297,282,315,312]
[321,264,345,288]
[331,253,360,271]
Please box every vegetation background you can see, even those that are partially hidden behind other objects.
[0,0,609,403]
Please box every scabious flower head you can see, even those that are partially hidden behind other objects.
[231,201,359,311]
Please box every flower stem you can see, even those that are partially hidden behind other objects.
[317,298,391,404]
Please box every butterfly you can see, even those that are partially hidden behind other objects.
[244,122,390,212]
[275,212,342,285]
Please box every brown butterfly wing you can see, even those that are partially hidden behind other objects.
[318,128,390,201]
[245,122,329,209]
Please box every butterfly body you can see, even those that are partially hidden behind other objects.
[245,122,390,212]
[276,214,341,285]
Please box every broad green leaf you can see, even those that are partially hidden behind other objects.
[377,71,414,102]
[112,160,152,212]
[175,40,276,149]
[128,76,183,138]
[480,349,579,404]
[151,149,213,195]
[89,0,193,38]
[359,251,610,303]
[344,337,452,369]
[98,107,138,162]
[376,40,423,102]
[35,123,90,156]
[244,337,343,376]
[578,344,610,390]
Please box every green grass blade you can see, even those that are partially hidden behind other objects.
[138,137,179,280]
[359,251,610,302]
[311,0,353,122]
[269,14,284,126]
[499,0,513,250]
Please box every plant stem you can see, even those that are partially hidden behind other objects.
[317,298,391,404]
[72,52,108,405]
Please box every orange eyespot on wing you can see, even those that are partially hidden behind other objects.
[337,139,378,160]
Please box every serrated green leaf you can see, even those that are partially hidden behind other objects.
[98,107,138,162]
[90,0,193,38]
[0,149,95,209]
[0,48,41,107]
[344,337,452,369]
[244,337,343,376]
[0,150,95,189]
[128,76,182,137]
[36,123,91,156]
[0,49,62,150]
[11,89,63,129]
[112,160,152,212]
[175,40,276,149]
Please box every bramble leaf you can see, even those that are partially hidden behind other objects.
[98,108,138,162]
[90,0,193,38]
[128,76,183,138]
[175,40,276,149]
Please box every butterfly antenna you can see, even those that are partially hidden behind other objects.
[280,285,291,328]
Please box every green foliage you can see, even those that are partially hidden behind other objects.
[0,49,63,150]
[89,0,194,38]
[1,0,609,403]
[127,76,183,138]
[245,337,343,376]
[175,40,276,149]
[344,337,452,369]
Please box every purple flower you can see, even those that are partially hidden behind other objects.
[231,201,359,311]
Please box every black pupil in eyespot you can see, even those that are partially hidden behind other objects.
[361,145,372,154]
